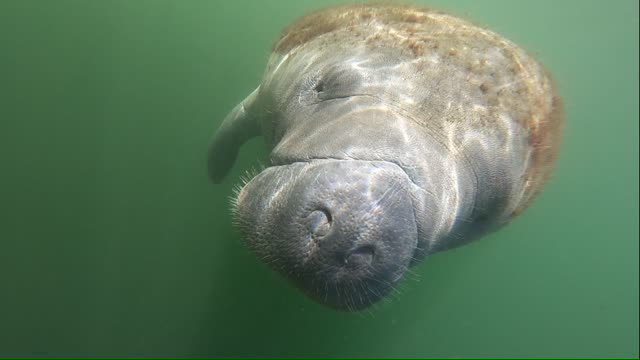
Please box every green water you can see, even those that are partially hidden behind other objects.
[1,0,638,357]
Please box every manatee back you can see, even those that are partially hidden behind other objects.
[267,3,563,220]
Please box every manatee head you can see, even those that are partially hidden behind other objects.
[229,47,459,310]
[215,49,458,310]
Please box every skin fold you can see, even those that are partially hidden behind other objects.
[208,3,563,311]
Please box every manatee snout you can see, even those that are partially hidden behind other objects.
[235,160,418,310]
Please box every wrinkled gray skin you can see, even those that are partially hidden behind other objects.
[208,9,545,311]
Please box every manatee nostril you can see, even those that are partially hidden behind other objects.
[308,209,331,238]
[345,245,375,268]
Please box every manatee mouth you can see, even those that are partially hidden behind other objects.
[233,159,420,311]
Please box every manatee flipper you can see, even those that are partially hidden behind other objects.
[208,87,260,183]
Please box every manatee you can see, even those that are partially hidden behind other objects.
[208,3,563,311]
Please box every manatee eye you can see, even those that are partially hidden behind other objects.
[300,66,356,103]
[313,81,324,93]
[298,72,325,103]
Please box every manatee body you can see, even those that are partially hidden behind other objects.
[208,3,563,311]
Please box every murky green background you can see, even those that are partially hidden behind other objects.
[1,0,637,357]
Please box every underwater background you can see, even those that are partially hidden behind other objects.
[0,0,638,357]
